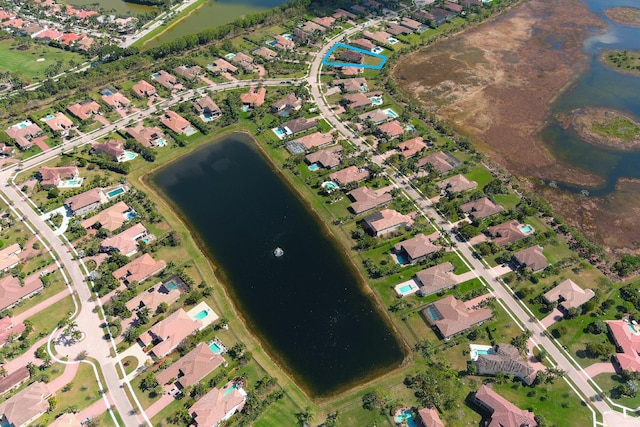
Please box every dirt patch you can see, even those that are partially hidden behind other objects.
[604,7,640,26]
[568,108,640,151]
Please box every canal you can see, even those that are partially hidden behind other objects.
[152,132,405,398]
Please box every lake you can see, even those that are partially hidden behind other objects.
[69,0,155,16]
[153,132,405,398]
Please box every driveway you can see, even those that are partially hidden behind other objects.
[540,308,564,328]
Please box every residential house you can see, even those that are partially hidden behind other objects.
[174,65,202,81]
[414,262,456,296]
[358,108,393,125]
[271,93,302,113]
[343,92,373,110]
[281,117,317,135]
[330,165,369,186]
[0,366,29,396]
[486,220,528,246]
[81,201,132,231]
[474,344,537,385]
[189,380,247,427]
[209,58,238,74]
[132,80,157,98]
[65,187,108,216]
[387,23,411,36]
[293,28,312,43]
[0,144,14,158]
[40,112,74,135]
[273,34,295,50]
[444,1,464,13]
[471,385,537,427]
[99,223,148,257]
[20,23,46,38]
[157,342,224,392]
[126,279,184,313]
[67,99,100,121]
[401,17,424,32]
[194,96,221,120]
[34,27,63,41]
[394,232,441,264]
[37,166,79,188]
[461,0,483,6]
[140,308,202,357]
[417,151,459,173]
[423,295,492,339]
[126,123,165,148]
[432,7,456,24]
[313,16,336,28]
[0,317,25,347]
[161,110,195,136]
[512,245,548,272]
[6,120,46,150]
[544,279,595,312]
[460,197,504,220]
[230,52,255,71]
[348,186,393,214]
[398,137,427,158]
[101,92,131,109]
[153,70,183,90]
[336,49,364,64]
[305,145,343,169]
[0,244,21,272]
[334,77,368,93]
[293,132,332,151]
[112,253,166,285]
[302,20,325,34]
[351,5,367,15]
[364,31,393,45]
[0,382,51,427]
[58,32,84,46]
[378,120,404,139]
[437,174,477,194]
[607,320,640,372]
[417,407,445,427]
[92,139,126,162]
[252,46,278,61]
[240,87,266,109]
[50,413,82,427]
[75,36,94,52]
[363,209,414,237]
[349,38,376,50]
[0,275,43,311]
[333,9,357,21]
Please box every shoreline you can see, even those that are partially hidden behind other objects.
[140,0,208,49]
[567,107,640,151]
[604,6,640,27]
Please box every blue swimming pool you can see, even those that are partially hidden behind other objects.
[520,225,533,233]
[383,108,399,118]
[370,95,383,106]
[395,409,416,427]
[155,138,167,147]
[194,310,209,320]
[322,181,338,192]
[396,253,410,265]
[308,164,320,171]
[266,40,276,47]
[223,383,238,397]
[107,187,125,198]
[225,53,236,59]
[477,349,491,355]
[123,151,137,161]
[151,72,160,79]
[399,284,413,293]
[425,306,441,321]
[124,211,136,220]
[272,127,288,139]
[102,89,113,96]
[42,114,55,121]
[371,46,384,54]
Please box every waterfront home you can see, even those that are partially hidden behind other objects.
[330,165,369,186]
[271,93,302,113]
[432,7,457,23]
[174,65,202,82]
[417,151,459,173]
[313,16,336,28]
[437,174,477,194]
[350,38,376,51]
[293,28,312,43]
[0,366,29,396]
[460,197,504,220]
[461,0,484,6]
[0,275,43,311]
[394,231,441,264]
[512,245,547,273]
[126,279,184,313]
[334,77,368,93]
[333,8,357,20]
[417,407,445,427]
[76,36,94,52]
[336,49,365,64]
[471,385,537,427]
[292,131,332,151]
[273,34,295,50]
[101,91,131,109]
[6,120,47,150]
[343,92,373,110]
[301,20,325,34]
[67,99,100,121]
[0,317,25,347]
[40,112,74,135]
[305,145,343,169]
[444,1,464,13]
[358,108,393,125]
[240,87,266,109]
[99,223,148,257]
[363,30,393,45]
[139,308,202,358]
[209,58,238,74]
[161,110,196,136]
[126,123,165,148]
[132,80,157,98]
[0,382,51,427]
[253,46,278,61]
[414,262,456,296]
[377,120,404,139]
[112,253,166,286]
[194,96,221,120]
[37,166,79,188]
[474,344,536,385]
[157,342,224,392]
[92,139,126,162]
[337,66,363,76]
[398,137,427,158]
[544,279,594,312]
[486,220,528,246]
[400,17,424,32]
[415,10,437,24]
[387,23,411,36]
[281,117,317,135]
[189,380,247,427]
[363,209,414,237]
[65,187,108,216]
[152,70,183,90]
[607,320,640,372]
[348,186,393,214]
[80,201,132,231]
[0,244,21,272]
[230,52,255,71]
[423,295,492,339]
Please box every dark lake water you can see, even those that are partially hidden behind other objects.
[153,132,405,397]
[540,0,640,196]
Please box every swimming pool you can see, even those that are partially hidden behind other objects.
[272,127,290,139]
[370,95,383,106]
[165,280,181,290]
[223,383,239,397]
[123,151,138,161]
[406,125,415,131]
[399,284,413,293]
[282,33,293,40]
[371,46,384,54]
[396,253,410,265]
[322,181,339,192]
[266,40,276,47]
[425,306,441,321]
[308,164,320,171]
[102,89,113,96]
[185,128,197,136]
[225,53,236,59]
[194,309,209,320]
[383,108,399,118]
[42,114,55,121]
[395,408,416,427]
[155,138,167,147]
[242,105,249,112]
[520,225,533,233]
[107,187,125,198]
[360,85,368,92]
[208,338,227,354]
[151,72,160,79]
[387,37,399,44]
[124,211,137,220]
[58,178,84,188]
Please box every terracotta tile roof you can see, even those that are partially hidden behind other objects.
[41,112,74,132]
[395,231,441,262]
[544,279,594,311]
[132,80,157,98]
[398,137,427,158]
[92,139,125,161]
[349,38,376,50]
[423,296,492,338]
[6,120,45,150]
[161,110,193,135]
[333,8,357,20]
[272,93,301,111]
[608,320,640,372]
[348,186,393,214]
[415,262,456,296]
[65,187,107,215]
[417,151,458,173]
[230,52,254,70]
[209,58,237,74]
[302,21,325,33]
[174,65,202,81]
[67,100,100,121]
[38,166,78,187]
[305,145,343,169]
[126,280,184,312]
[472,385,537,427]
[100,223,147,257]
[194,96,220,116]
[153,70,182,90]
[444,1,464,13]
[334,77,368,93]
[313,16,336,28]
[240,87,266,107]
[294,132,332,150]
[101,92,131,108]
[343,92,372,109]
[0,381,50,427]
[512,245,547,272]
[126,123,165,147]
[253,46,278,60]
[401,17,423,31]
[418,407,445,427]
[474,344,536,385]
[190,381,247,426]
[157,342,224,388]
[330,165,369,185]
[363,30,392,45]
[112,253,166,285]
[0,316,25,346]
[81,201,131,231]
[487,220,527,246]
[58,33,83,45]
[437,174,477,193]
[49,412,83,427]
[274,34,295,50]
[144,308,201,357]
[387,23,411,36]
[34,27,63,40]
[358,108,392,124]
[460,197,503,220]
[363,209,414,236]
[0,366,29,395]
[0,244,22,275]
[379,120,404,138]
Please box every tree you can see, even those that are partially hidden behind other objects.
[295,406,313,426]
[587,320,607,334]
[362,390,385,411]
[585,342,611,359]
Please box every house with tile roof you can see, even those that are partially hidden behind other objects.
[333,8,357,20]
[81,201,132,231]
[34,27,63,41]
[474,344,537,385]
[282,117,317,136]
[0,275,43,311]
[293,132,332,151]
[65,187,108,216]
[387,23,412,36]
[92,139,126,162]
[512,246,547,273]
[417,151,459,173]
[140,308,202,358]
[37,166,79,188]
[544,279,595,312]
[471,385,537,427]
[49,412,82,427]
[126,279,184,313]
[161,110,195,136]
[240,87,266,109]
[40,112,74,135]
[460,197,504,220]
[0,244,21,273]
[417,407,445,427]
[0,317,25,347]
[343,92,373,110]
[193,96,221,120]
[189,380,247,427]
[330,165,369,186]
[423,295,492,339]
[132,80,157,98]
[101,92,131,109]
[112,253,166,286]
[364,30,393,45]
[230,52,255,71]
[157,342,224,391]
[401,17,424,32]
[486,220,529,246]
[313,16,336,28]
[273,34,295,50]
[348,186,393,214]
[253,46,278,61]
[6,120,46,150]
[100,223,148,257]
[414,262,456,296]
[67,100,100,121]
[271,93,302,113]
[0,381,51,427]
[394,232,441,264]
[334,77,368,93]
[363,209,414,237]
[437,174,478,194]
[126,123,165,148]
[153,70,183,90]
[209,58,238,74]
[0,366,29,396]
[349,38,376,50]
[398,137,427,158]
[607,320,640,372]
[305,145,343,169]
[174,65,202,81]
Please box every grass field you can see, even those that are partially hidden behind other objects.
[0,39,84,83]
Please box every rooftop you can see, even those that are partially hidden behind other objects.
[544,279,595,311]
[423,295,492,338]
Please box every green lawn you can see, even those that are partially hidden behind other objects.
[593,373,640,409]
[0,39,84,83]
[52,362,102,415]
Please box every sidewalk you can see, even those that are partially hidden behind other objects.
[48,362,79,393]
